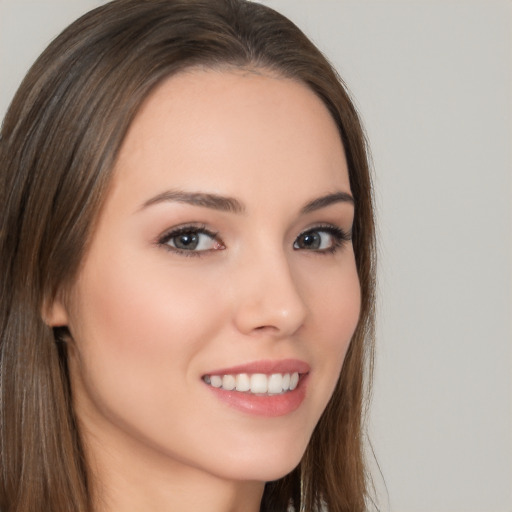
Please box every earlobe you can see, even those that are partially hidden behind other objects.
[41,295,70,327]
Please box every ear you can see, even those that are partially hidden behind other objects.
[41,294,70,327]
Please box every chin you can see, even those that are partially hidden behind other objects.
[211,436,307,483]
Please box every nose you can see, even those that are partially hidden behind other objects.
[231,247,308,337]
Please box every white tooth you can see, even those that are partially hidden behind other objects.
[282,373,291,391]
[235,373,250,392]
[289,372,299,390]
[210,375,222,388]
[222,374,236,390]
[268,373,284,394]
[250,373,268,394]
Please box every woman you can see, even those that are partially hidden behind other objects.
[0,0,376,511]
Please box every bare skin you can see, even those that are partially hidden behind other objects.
[48,69,360,512]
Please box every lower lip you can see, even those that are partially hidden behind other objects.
[204,375,308,417]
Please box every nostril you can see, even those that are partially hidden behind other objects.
[253,325,279,333]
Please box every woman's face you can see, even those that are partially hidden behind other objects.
[51,69,361,484]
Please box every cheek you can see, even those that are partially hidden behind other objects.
[303,252,361,388]
[67,252,227,405]
[321,274,361,354]
[65,253,235,467]
[75,252,221,347]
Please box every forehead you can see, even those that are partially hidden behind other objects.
[110,68,350,209]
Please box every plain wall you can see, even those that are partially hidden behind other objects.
[1,1,511,511]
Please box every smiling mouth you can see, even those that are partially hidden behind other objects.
[202,372,301,395]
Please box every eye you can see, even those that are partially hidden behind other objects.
[293,226,350,253]
[158,225,224,255]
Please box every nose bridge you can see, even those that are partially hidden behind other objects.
[232,240,308,337]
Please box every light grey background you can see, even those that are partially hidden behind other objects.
[1,1,511,511]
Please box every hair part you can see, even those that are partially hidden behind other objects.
[0,1,376,510]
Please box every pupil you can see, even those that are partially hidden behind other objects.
[302,232,320,249]
[175,233,198,250]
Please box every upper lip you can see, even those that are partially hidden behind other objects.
[204,358,310,376]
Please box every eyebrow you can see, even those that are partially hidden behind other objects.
[300,191,354,214]
[140,190,245,213]
[140,189,354,214]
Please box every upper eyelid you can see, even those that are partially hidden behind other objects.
[157,223,217,241]
[298,224,351,237]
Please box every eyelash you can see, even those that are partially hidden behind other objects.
[157,224,222,258]
[293,225,352,254]
[157,223,351,257]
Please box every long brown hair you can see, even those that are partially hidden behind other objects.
[0,1,376,510]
